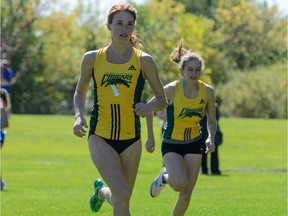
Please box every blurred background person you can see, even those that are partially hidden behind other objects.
[0,88,11,190]
[201,101,223,175]
[0,88,11,147]
[1,59,14,94]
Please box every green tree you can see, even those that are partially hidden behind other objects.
[176,13,227,85]
[218,62,287,118]
[215,0,287,70]
[1,0,93,113]
[1,0,48,113]
[72,0,109,50]
[174,0,243,17]
[175,0,216,17]
[34,11,87,113]
[3,0,286,116]
[135,0,185,100]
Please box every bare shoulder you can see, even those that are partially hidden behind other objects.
[165,81,176,91]
[164,81,176,101]
[203,83,215,95]
[140,51,155,65]
[140,51,157,79]
[82,50,97,64]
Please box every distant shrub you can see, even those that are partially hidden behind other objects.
[218,61,287,118]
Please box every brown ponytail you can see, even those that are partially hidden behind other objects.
[170,40,206,71]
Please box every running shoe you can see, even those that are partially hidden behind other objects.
[150,167,167,198]
[90,179,105,212]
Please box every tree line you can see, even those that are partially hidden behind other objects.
[1,0,287,118]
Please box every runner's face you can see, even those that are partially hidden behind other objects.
[182,59,202,82]
[108,11,135,43]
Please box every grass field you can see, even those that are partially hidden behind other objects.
[1,115,287,216]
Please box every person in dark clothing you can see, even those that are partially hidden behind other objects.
[201,102,223,175]
[1,59,13,94]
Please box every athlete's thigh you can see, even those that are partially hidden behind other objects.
[120,139,142,192]
[164,152,187,185]
[88,135,128,192]
[183,154,202,190]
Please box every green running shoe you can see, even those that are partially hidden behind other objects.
[90,179,105,212]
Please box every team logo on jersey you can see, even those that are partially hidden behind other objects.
[178,108,203,118]
[200,99,205,104]
[128,65,136,71]
[101,73,133,87]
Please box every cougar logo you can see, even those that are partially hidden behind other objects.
[101,73,133,87]
[178,108,203,118]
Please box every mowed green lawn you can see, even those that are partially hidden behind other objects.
[1,115,287,216]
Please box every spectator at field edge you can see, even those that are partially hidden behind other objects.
[1,59,13,94]
[201,102,223,175]
[1,88,11,190]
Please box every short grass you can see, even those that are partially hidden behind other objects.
[1,115,287,216]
